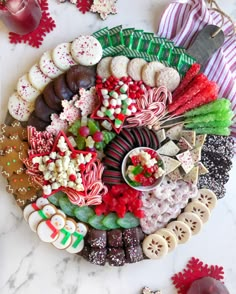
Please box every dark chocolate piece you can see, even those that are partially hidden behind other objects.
[87,229,107,249]
[107,229,123,248]
[66,64,96,93]
[125,245,144,263]
[34,95,56,122]
[123,228,141,247]
[107,248,126,267]
[43,82,62,112]
[27,111,49,131]
[54,74,74,101]
[88,248,107,266]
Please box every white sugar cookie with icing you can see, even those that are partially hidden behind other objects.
[17,74,40,102]
[39,50,63,79]
[128,58,147,81]
[8,92,34,121]
[110,56,129,78]
[52,42,76,71]
[97,57,113,79]
[66,222,87,254]
[71,35,103,66]
[23,197,49,222]
[28,63,52,91]
[52,218,76,250]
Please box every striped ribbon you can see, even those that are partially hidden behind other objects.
[157,0,236,137]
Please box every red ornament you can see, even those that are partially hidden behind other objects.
[76,0,93,14]
[8,0,56,48]
[171,257,225,294]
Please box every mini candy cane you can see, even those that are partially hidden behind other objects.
[82,160,108,206]
[126,86,172,129]
[62,188,86,206]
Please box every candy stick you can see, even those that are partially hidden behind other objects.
[173,81,218,116]
[172,63,201,100]
[194,127,231,136]
[168,73,209,113]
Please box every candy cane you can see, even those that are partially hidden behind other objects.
[127,86,172,128]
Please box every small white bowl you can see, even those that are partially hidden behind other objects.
[121,147,165,192]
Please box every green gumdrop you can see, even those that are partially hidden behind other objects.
[76,135,86,150]
[117,212,140,229]
[58,195,77,217]
[95,141,105,150]
[102,212,121,229]
[88,119,100,135]
[68,120,81,136]
[74,206,95,223]
[132,165,143,175]
[88,214,108,230]
[48,191,66,206]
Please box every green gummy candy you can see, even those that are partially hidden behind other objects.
[88,214,108,230]
[48,191,66,206]
[68,120,81,136]
[194,127,230,136]
[95,141,105,150]
[184,98,231,118]
[102,213,121,229]
[74,206,95,223]
[132,165,143,175]
[59,195,77,217]
[76,135,86,150]
[117,213,140,229]
[88,119,100,135]
[102,130,116,144]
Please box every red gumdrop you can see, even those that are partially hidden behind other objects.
[102,192,113,204]
[79,126,90,137]
[133,208,145,219]
[95,203,108,216]
[93,131,104,142]
[111,184,128,196]
[115,203,127,218]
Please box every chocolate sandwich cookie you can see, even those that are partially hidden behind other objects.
[27,111,49,131]
[66,64,96,93]
[43,82,62,112]
[119,129,136,146]
[103,170,124,185]
[53,74,74,101]
[34,95,57,122]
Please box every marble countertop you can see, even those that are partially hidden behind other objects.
[0,0,236,293]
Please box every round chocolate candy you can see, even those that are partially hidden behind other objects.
[43,82,62,112]
[53,74,74,101]
[27,111,49,131]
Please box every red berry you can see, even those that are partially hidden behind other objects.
[79,163,86,171]
[116,203,126,218]
[95,203,107,216]
[86,147,96,152]
[79,126,90,137]
[93,131,104,142]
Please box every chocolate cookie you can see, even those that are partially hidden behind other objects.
[34,95,56,122]
[27,111,49,131]
[53,74,74,101]
[43,82,62,112]
[66,64,96,93]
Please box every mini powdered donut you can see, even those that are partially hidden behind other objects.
[17,74,40,103]
[71,35,103,66]
[156,67,180,92]
[52,42,77,71]
[142,61,165,87]
[8,92,34,122]
[39,50,63,79]
[28,63,52,92]
[96,57,113,79]
[34,95,56,122]
[110,56,130,78]
[127,58,147,81]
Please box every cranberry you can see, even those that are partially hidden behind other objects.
[79,126,90,137]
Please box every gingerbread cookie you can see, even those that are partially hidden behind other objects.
[0,135,28,155]
[0,148,27,177]
[0,120,27,141]
[7,173,40,207]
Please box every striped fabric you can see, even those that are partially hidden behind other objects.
[157,0,236,136]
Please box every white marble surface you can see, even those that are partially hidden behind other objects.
[0,0,236,293]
